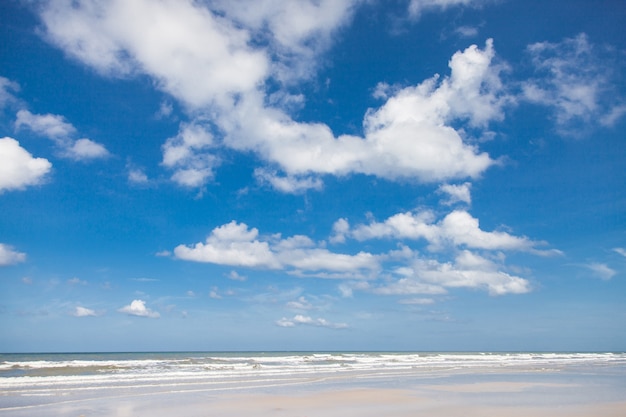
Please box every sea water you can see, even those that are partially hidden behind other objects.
[1,352,625,413]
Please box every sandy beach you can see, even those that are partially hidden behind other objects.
[2,352,625,416]
[3,383,626,417]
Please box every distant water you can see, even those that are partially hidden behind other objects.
[2,351,625,380]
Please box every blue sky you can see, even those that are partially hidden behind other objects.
[1,0,625,353]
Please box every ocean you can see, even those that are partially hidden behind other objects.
[2,352,626,415]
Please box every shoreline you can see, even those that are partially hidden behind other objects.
[1,352,625,416]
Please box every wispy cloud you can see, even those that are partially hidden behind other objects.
[15,110,110,161]
[438,182,472,205]
[523,33,626,135]
[613,248,626,258]
[72,306,98,317]
[276,314,348,329]
[408,0,489,20]
[584,263,616,281]
[0,76,20,109]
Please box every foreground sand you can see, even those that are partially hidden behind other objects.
[3,377,625,417]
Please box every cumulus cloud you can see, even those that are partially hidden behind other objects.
[174,221,280,268]
[523,33,626,134]
[36,1,509,191]
[118,299,160,318]
[38,0,269,109]
[63,138,110,160]
[15,110,109,160]
[222,40,504,187]
[15,109,76,139]
[0,137,52,193]
[0,243,27,266]
[370,250,531,296]
[174,213,541,296]
[72,306,97,317]
[343,208,548,253]
[211,0,360,83]
[174,221,379,277]
[276,314,348,329]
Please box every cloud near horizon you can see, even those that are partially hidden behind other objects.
[72,306,98,317]
[276,314,348,329]
[173,202,555,295]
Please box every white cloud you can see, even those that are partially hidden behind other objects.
[15,110,110,160]
[585,263,616,281]
[223,40,503,187]
[128,167,149,185]
[455,25,479,38]
[72,306,97,317]
[408,0,488,19]
[67,277,87,285]
[36,1,508,191]
[286,296,314,310]
[523,33,625,134]
[374,250,531,296]
[0,243,27,266]
[254,168,323,193]
[63,138,110,160]
[156,101,173,119]
[15,109,76,139]
[0,76,19,109]
[398,297,436,305]
[438,182,472,205]
[227,270,247,281]
[162,122,218,187]
[613,248,626,258]
[0,137,52,193]
[174,220,380,277]
[212,0,360,83]
[118,299,160,318]
[276,314,348,329]
[174,221,280,268]
[209,288,222,299]
[39,0,269,109]
[347,208,544,253]
[330,218,350,244]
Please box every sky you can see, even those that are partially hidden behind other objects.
[0,0,625,353]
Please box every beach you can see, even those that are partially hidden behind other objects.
[1,352,625,416]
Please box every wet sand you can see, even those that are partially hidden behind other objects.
[3,377,625,417]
